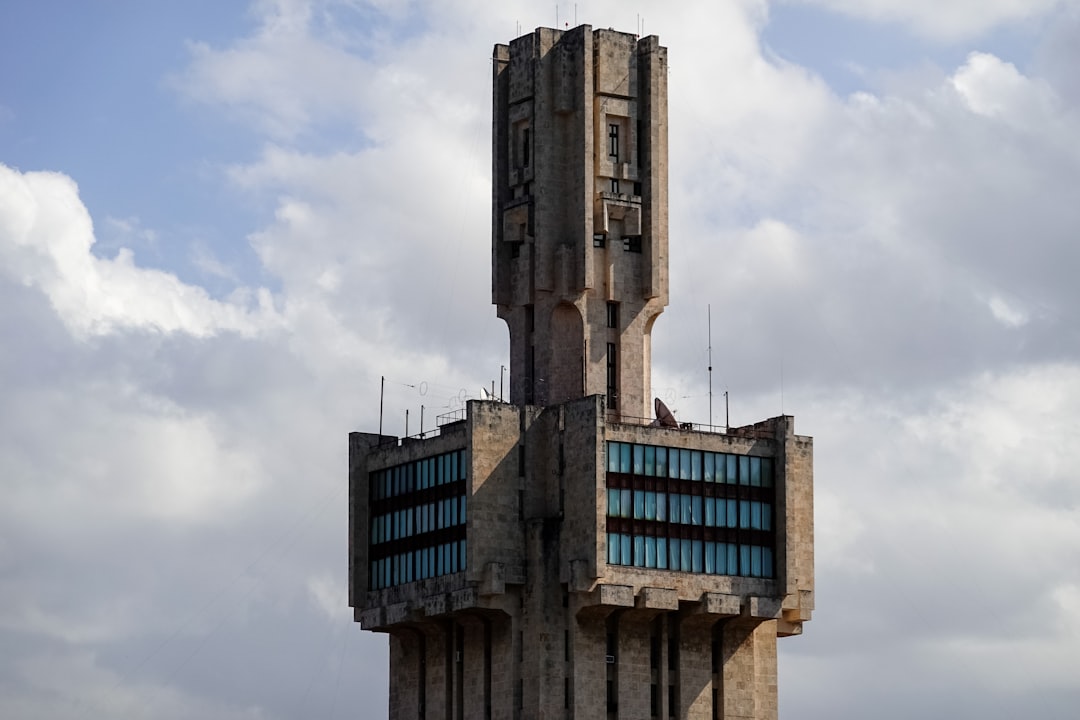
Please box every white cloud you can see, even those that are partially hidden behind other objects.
[0,164,282,339]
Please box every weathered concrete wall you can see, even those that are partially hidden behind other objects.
[493,26,668,420]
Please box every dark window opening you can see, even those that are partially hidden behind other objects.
[593,233,606,248]
[623,235,642,253]
[522,127,531,166]
[607,302,619,329]
[606,343,618,410]
[633,181,643,196]
[608,123,620,159]
[610,178,620,194]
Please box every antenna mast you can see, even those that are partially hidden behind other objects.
[379,375,385,437]
[707,304,713,428]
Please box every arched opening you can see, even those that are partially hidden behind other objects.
[549,302,585,406]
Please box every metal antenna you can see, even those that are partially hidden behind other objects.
[708,304,713,428]
[780,357,785,415]
[379,375,385,437]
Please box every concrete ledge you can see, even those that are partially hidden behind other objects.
[637,587,678,610]
[599,584,634,607]
[747,596,783,619]
[777,619,803,637]
[424,593,449,617]
[358,607,384,630]
[702,592,741,617]
[385,602,409,625]
[451,587,478,612]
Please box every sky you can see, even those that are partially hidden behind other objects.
[1,0,1079,717]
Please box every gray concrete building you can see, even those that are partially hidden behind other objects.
[349,25,814,720]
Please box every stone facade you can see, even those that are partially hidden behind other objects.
[492,26,668,420]
[348,24,814,720]
[350,399,813,720]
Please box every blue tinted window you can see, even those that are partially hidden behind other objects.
[608,489,620,517]
[762,457,773,488]
[703,453,714,482]
[634,491,645,520]
[692,540,703,572]
[645,491,656,520]
[620,534,632,564]
[645,536,656,568]
[691,497,703,526]
[634,535,645,566]
[668,494,681,523]
[750,457,761,487]
[726,455,737,484]
[608,533,619,564]
[620,443,632,473]
[668,448,679,478]
[740,500,750,529]
[656,447,667,477]
[608,443,620,472]
[669,539,680,570]
[704,497,715,527]
[620,489,631,519]
[633,444,644,475]
[657,538,668,569]
[644,446,656,476]
[739,456,750,485]
[705,542,716,573]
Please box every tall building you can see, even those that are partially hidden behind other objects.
[349,25,814,720]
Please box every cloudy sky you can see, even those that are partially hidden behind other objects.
[2,0,1079,717]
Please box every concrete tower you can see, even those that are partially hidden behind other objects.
[349,25,814,720]
[492,26,668,419]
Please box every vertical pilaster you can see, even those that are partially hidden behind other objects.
[718,620,778,720]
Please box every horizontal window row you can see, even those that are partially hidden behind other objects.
[606,442,773,486]
[607,533,773,578]
[370,449,466,501]
[371,495,467,545]
[607,489,771,530]
[370,540,467,590]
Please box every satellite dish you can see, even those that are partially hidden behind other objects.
[652,397,679,428]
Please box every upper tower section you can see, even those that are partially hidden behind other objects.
[492,26,669,419]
